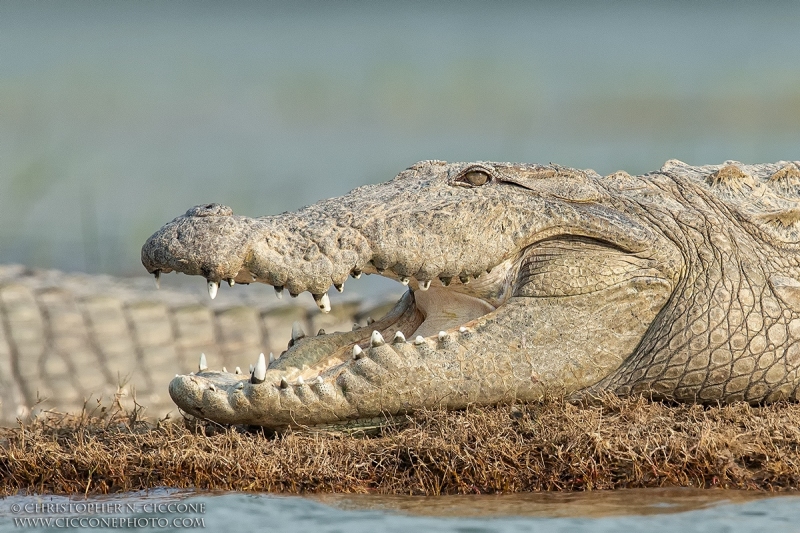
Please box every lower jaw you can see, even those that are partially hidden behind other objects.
[265,291,423,382]
[267,287,497,383]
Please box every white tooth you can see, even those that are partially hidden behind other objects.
[235,367,242,375]
[279,377,289,389]
[249,364,254,374]
[253,352,267,382]
[297,376,304,385]
[400,277,409,285]
[438,331,448,341]
[274,286,283,299]
[269,352,275,363]
[209,384,216,391]
[392,331,406,343]
[414,336,425,345]
[334,282,344,293]
[315,376,323,384]
[207,280,219,299]
[371,330,385,347]
[198,353,208,372]
[315,292,331,313]
[236,381,244,390]
[175,374,179,378]
[222,366,227,373]
[292,321,306,341]
[353,345,363,358]
[352,270,362,279]
[227,278,235,287]
[459,326,468,333]
[420,280,431,291]
[352,323,359,331]
[154,270,161,289]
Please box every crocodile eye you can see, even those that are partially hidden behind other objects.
[464,171,488,186]
[458,169,491,187]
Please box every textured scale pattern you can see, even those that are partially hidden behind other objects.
[136,159,800,428]
[0,265,389,422]
[8,159,800,429]
[590,160,800,403]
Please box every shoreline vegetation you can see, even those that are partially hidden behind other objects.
[1,395,799,496]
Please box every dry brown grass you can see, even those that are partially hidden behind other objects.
[2,395,800,495]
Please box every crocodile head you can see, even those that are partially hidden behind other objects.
[142,160,683,428]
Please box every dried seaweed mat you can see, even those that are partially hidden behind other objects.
[1,395,799,495]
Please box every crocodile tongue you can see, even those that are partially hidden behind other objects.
[410,288,495,338]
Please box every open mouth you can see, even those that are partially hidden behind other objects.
[151,215,680,435]
[161,244,533,429]
[146,157,681,428]
[208,255,520,387]
[160,227,674,429]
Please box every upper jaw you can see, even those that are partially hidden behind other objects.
[140,195,519,312]
[141,162,526,307]
[141,204,255,282]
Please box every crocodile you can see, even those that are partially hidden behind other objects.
[0,265,391,424]
[142,159,800,429]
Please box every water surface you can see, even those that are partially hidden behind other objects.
[2,489,798,533]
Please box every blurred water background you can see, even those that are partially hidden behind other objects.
[1,0,799,282]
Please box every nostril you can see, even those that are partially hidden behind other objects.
[185,203,234,218]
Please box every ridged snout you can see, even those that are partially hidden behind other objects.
[168,375,206,416]
[141,204,253,280]
[169,373,252,421]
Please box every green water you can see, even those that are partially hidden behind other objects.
[1,1,799,277]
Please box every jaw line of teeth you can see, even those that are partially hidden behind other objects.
[183,268,508,380]
[179,261,509,393]
[190,323,476,387]
[196,262,500,315]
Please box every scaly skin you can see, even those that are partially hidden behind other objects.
[0,265,387,423]
[142,160,800,428]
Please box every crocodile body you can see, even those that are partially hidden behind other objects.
[0,265,389,423]
[141,159,800,429]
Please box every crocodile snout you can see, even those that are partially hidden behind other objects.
[185,204,233,217]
